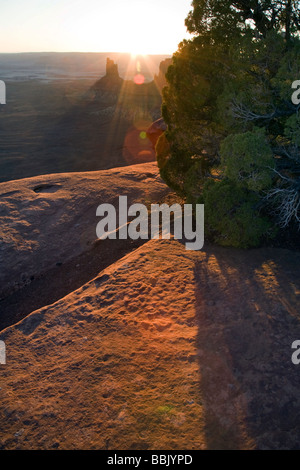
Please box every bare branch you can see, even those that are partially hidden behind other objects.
[264,187,300,227]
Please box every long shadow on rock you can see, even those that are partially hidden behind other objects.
[193,245,300,450]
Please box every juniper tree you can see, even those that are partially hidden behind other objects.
[157,0,300,247]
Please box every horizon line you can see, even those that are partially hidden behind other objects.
[0,50,173,56]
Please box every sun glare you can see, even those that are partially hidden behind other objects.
[131,52,146,59]
[0,0,192,55]
[89,1,187,56]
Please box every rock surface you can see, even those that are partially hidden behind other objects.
[0,163,299,450]
[146,118,167,149]
[0,162,170,299]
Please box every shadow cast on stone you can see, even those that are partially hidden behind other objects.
[193,244,300,449]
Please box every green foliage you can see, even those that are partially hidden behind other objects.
[203,180,273,248]
[185,0,300,40]
[284,114,300,146]
[182,160,204,203]
[220,129,274,191]
[155,132,170,170]
[157,0,300,248]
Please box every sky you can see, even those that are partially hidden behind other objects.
[0,0,193,55]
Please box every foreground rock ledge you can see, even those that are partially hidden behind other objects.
[0,238,300,450]
[0,162,170,299]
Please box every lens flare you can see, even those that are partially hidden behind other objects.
[123,126,155,164]
[134,73,145,85]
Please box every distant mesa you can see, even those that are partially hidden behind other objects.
[91,57,166,118]
[106,58,119,79]
[92,58,123,100]
[90,57,169,155]
[92,56,171,100]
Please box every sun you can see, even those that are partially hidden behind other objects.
[54,0,187,55]
[130,51,146,59]
[100,2,175,56]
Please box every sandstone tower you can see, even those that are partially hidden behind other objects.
[106,58,119,79]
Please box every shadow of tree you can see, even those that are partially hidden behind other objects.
[193,244,300,449]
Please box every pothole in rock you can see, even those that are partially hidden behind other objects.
[33,184,62,193]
